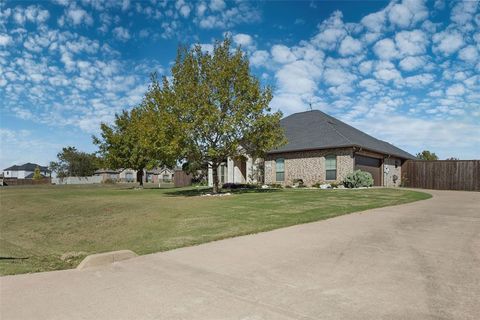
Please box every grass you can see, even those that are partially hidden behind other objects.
[0,184,431,275]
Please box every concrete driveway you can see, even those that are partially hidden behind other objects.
[1,189,479,319]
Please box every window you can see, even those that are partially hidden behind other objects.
[220,164,226,184]
[275,158,285,181]
[325,155,337,180]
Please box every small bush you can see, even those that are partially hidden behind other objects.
[285,185,292,188]
[330,182,342,188]
[343,170,373,188]
[312,182,321,188]
[103,178,116,184]
[292,179,304,187]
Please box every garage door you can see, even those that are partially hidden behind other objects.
[355,155,382,186]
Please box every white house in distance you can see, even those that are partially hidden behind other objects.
[3,163,51,179]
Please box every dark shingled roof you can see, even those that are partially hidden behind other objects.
[269,110,416,160]
[3,163,50,172]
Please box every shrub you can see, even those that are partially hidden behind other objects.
[292,179,304,187]
[312,182,321,188]
[343,170,373,188]
[330,181,342,188]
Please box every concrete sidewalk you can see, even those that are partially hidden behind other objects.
[1,189,479,319]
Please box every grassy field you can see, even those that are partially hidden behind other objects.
[0,185,431,275]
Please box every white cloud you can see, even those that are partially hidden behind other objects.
[361,10,386,33]
[433,30,465,55]
[323,68,356,86]
[338,36,363,56]
[311,11,346,50]
[358,60,373,75]
[233,33,253,47]
[63,5,93,26]
[209,0,226,12]
[373,38,398,60]
[458,45,478,63]
[11,5,50,25]
[446,83,466,96]
[276,60,322,94]
[388,0,428,29]
[196,1,260,29]
[402,73,434,87]
[374,61,402,82]
[398,56,426,71]
[395,29,428,56]
[0,33,12,46]
[271,45,296,64]
[112,27,131,42]
[450,1,478,26]
[250,50,269,67]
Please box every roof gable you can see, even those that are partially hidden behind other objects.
[270,110,415,160]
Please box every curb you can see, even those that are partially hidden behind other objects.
[77,250,138,270]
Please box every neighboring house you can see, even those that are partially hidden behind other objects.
[208,110,415,187]
[94,169,120,182]
[95,166,177,183]
[3,163,50,179]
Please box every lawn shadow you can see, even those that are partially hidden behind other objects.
[164,187,282,197]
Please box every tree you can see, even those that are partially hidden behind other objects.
[50,147,100,177]
[416,150,439,160]
[32,166,42,180]
[93,107,162,187]
[445,157,459,160]
[148,38,285,193]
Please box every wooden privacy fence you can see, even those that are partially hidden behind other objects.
[173,170,192,188]
[402,160,480,191]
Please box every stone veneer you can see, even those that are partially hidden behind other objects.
[383,157,402,187]
[264,148,355,186]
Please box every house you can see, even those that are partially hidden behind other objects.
[208,110,416,187]
[93,169,120,182]
[3,163,51,179]
[94,166,176,184]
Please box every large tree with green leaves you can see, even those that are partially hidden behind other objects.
[93,107,158,187]
[49,146,101,178]
[149,38,285,193]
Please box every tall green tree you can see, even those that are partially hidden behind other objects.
[416,150,439,160]
[49,146,100,177]
[93,107,162,187]
[150,38,285,193]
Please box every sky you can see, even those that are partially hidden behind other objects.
[0,0,479,169]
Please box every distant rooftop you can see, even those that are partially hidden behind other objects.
[3,162,51,172]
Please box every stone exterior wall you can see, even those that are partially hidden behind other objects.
[264,148,355,186]
[383,157,402,187]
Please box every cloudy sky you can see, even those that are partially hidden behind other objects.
[1,0,479,169]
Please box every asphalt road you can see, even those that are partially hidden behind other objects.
[1,189,479,319]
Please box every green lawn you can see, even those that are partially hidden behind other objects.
[0,184,431,275]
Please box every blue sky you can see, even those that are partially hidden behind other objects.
[1,0,479,169]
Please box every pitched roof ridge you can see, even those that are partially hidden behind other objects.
[322,114,354,145]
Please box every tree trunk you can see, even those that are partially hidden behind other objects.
[212,163,219,194]
[137,169,144,187]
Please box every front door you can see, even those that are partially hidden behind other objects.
[355,155,382,186]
